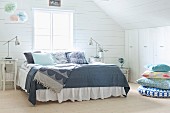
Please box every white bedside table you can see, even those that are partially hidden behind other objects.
[0,59,18,91]
[89,57,103,63]
[120,67,129,82]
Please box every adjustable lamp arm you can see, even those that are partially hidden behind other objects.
[90,37,101,47]
[3,36,18,45]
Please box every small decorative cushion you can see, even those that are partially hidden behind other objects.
[137,77,170,89]
[142,70,170,79]
[32,53,55,65]
[66,51,88,64]
[145,64,170,72]
[138,85,170,98]
[52,52,68,64]
[24,51,41,64]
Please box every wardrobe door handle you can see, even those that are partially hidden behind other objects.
[160,46,164,47]
[144,46,147,47]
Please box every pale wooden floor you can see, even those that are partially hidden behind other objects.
[0,83,170,113]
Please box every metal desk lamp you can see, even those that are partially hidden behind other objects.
[88,37,103,58]
[3,36,20,59]
[88,37,108,60]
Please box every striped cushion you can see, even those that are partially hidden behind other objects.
[142,70,170,79]
[138,86,170,98]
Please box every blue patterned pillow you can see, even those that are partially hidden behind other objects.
[66,51,88,64]
[137,77,170,89]
[52,52,68,64]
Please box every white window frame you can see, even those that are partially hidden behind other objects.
[33,8,73,51]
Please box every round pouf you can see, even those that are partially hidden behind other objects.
[138,86,170,98]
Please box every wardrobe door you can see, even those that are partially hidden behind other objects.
[126,30,139,82]
[139,29,154,75]
[154,27,167,64]
[164,27,170,64]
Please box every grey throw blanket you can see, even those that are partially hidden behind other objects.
[34,64,78,93]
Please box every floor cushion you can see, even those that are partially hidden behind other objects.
[136,77,170,89]
[138,85,170,98]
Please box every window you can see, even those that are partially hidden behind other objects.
[33,9,73,51]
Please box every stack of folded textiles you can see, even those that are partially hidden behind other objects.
[136,64,170,98]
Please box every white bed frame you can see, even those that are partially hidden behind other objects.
[17,68,126,103]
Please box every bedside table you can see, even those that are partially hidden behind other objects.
[120,67,129,82]
[89,57,103,63]
[0,59,18,91]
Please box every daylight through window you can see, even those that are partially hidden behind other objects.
[33,9,73,51]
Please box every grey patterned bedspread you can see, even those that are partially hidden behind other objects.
[25,64,130,105]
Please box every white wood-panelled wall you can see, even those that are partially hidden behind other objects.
[0,0,124,88]
[126,26,170,82]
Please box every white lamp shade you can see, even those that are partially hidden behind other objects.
[15,37,20,45]
[89,38,93,45]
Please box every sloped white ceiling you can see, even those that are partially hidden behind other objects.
[93,0,170,29]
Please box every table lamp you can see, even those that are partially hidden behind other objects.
[3,36,20,59]
[88,37,104,58]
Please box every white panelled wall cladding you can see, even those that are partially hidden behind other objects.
[125,26,170,82]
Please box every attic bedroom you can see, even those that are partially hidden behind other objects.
[0,0,170,113]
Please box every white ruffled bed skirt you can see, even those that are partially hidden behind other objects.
[36,87,126,103]
[17,68,126,103]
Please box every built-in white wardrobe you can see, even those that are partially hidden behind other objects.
[125,26,170,82]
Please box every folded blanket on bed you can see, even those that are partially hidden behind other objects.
[34,64,78,93]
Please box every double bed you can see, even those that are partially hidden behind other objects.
[17,51,130,105]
